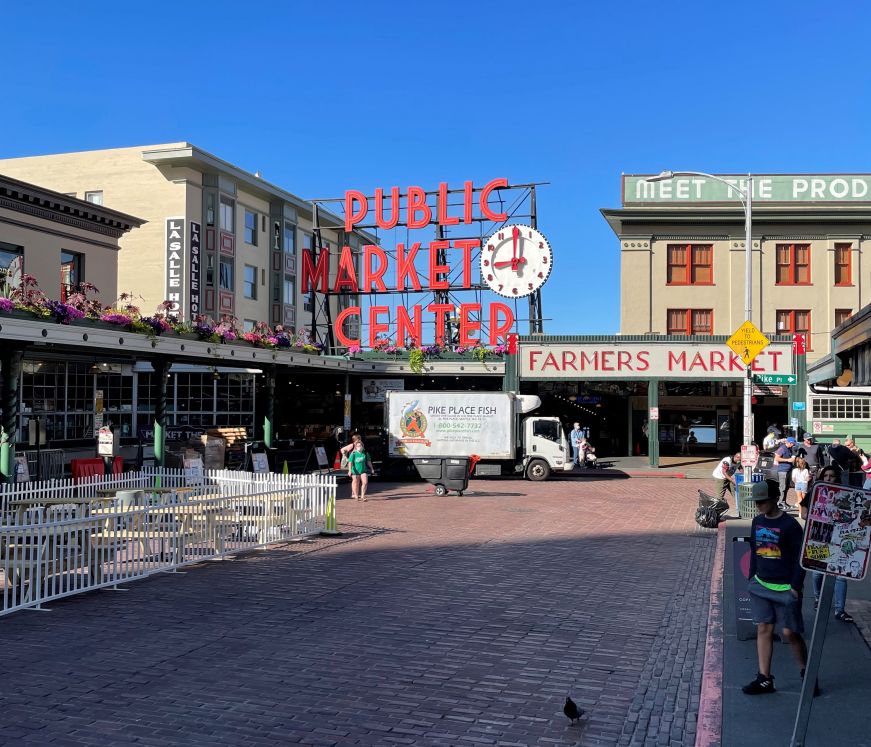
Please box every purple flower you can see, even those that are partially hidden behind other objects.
[0,298,13,313]
[45,300,85,324]
[100,312,133,327]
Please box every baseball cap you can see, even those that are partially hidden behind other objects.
[785,437,796,444]
[751,479,780,502]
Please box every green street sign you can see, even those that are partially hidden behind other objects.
[753,374,797,386]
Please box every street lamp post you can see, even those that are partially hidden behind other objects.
[646,171,755,485]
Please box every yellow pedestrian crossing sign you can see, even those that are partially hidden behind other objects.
[727,321,770,366]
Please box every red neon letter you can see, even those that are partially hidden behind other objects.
[368,306,390,348]
[488,302,514,345]
[428,240,451,290]
[463,180,474,224]
[375,187,400,230]
[344,190,368,232]
[334,306,361,347]
[479,178,509,222]
[301,246,330,293]
[407,186,432,229]
[459,303,481,347]
[437,182,460,226]
[427,303,453,346]
[454,238,480,288]
[363,245,388,292]
[396,242,421,291]
[332,246,359,293]
[397,305,422,348]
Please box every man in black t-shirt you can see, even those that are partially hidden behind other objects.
[743,479,818,696]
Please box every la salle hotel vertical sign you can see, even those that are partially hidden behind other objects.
[165,218,185,317]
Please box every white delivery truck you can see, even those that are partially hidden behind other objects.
[384,390,573,481]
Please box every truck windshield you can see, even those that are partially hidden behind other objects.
[533,420,560,442]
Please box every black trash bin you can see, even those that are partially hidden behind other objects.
[411,457,471,496]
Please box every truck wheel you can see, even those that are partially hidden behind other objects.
[527,459,551,481]
[435,485,447,496]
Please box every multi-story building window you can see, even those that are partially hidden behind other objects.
[667,308,713,335]
[835,308,853,327]
[775,243,811,285]
[242,319,256,332]
[220,196,235,232]
[84,191,103,205]
[302,232,315,312]
[776,309,811,350]
[244,210,258,245]
[283,276,295,304]
[834,243,852,285]
[243,265,257,299]
[666,244,713,285]
[0,241,24,293]
[219,259,234,291]
[60,250,82,300]
[284,221,296,258]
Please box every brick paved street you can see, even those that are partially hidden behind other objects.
[0,477,716,746]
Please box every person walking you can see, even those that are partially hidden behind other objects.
[774,436,797,510]
[743,479,817,696]
[791,457,810,514]
[808,465,854,623]
[570,422,584,467]
[347,441,374,501]
[712,453,741,513]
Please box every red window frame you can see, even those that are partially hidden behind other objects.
[835,308,853,327]
[666,244,713,285]
[776,310,812,351]
[667,308,713,336]
[834,243,852,286]
[775,243,811,285]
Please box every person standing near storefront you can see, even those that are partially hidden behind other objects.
[797,435,821,480]
[774,437,797,510]
[570,422,584,467]
[348,441,374,501]
[712,453,741,512]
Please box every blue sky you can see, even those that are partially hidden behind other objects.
[2,1,870,335]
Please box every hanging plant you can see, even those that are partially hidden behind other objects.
[408,348,425,374]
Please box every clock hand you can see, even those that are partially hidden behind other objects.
[511,225,519,262]
[495,259,527,270]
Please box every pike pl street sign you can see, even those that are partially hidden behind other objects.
[753,374,797,386]
[727,321,770,366]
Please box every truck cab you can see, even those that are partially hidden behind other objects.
[521,416,573,480]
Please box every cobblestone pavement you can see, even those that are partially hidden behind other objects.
[0,477,716,746]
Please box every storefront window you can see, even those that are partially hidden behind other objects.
[60,250,82,300]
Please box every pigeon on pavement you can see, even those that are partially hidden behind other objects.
[563,696,583,724]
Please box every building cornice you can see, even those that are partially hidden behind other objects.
[0,174,145,236]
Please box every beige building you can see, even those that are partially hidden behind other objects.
[0,173,142,305]
[603,173,871,365]
[0,143,366,341]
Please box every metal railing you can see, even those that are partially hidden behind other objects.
[0,469,335,616]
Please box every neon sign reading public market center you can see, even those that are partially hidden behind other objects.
[303,178,522,349]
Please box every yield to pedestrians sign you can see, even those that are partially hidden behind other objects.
[727,321,770,366]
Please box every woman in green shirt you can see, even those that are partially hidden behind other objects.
[348,442,374,501]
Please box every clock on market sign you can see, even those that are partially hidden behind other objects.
[480,223,553,298]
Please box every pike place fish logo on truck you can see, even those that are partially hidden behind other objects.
[398,400,431,446]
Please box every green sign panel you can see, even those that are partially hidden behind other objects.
[623,174,871,205]
[753,374,797,386]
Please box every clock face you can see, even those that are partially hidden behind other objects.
[480,223,553,298]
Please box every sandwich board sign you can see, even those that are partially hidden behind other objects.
[801,482,870,580]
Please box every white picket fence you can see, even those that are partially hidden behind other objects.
[0,469,336,617]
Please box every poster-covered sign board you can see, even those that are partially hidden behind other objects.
[801,482,871,581]
[385,391,513,459]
